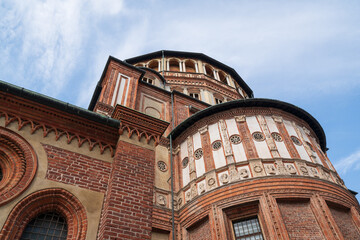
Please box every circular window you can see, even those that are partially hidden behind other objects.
[157,161,167,172]
[306,142,315,152]
[0,127,37,206]
[252,132,265,142]
[229,135,241,144]
[212,141,222,150]
[271,132,283,142]
[291,136,302,146]
[182,157,189,168]
[194,148,203,160]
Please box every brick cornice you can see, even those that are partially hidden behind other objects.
[112,104,169,145]
[0,93,118,156]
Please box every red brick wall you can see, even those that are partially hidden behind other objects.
[188,217,212,240]
[97,140,155,240]
[278,201,324,240]
[329,205,360,239]
[44,144,111,193]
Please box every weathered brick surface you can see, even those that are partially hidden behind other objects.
[329,205,360,239]
[44,144,111,192]
[278,201,324,240]
[188,217,212,240]
[97,140,155,240]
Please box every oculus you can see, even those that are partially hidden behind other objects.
[182,157,189,168]
[229,135,241,144]
[291,136,302,146]
[194,148,203,160]
[212,141,222,150]
[157,161,167,172]
[271,132,283,142]
[252,132,265,142]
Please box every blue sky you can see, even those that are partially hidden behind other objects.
[1,0,359,200]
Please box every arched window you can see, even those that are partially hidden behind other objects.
[218,71,227,85]
[205,65,215,78]
[169,59,180,71]
[185,60,196,73]
[148,60,159,71]
[134,63,145,67]
[0,189,87,239]
[20,212,68,240]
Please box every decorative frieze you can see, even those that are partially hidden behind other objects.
[112,104,169,145]
[158,157,345,210]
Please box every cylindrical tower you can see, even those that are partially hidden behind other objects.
[89,50,360,239]
[169,99,359,240]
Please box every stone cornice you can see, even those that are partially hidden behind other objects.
[112,104,169,145]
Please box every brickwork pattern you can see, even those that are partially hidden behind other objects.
[97,140,155,240]
[44,144,111,193]
[329,205,360,239]
[0,127,37,206]
[0,188,87,239]
[278,201,324,240]
[188,217,212,240]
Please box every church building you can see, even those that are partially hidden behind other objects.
[0,50,359,239]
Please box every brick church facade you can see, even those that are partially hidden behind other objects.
[0,50,359,239]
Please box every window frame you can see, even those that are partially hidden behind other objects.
[232,216,264,240]
[189,92,200,100]
[223,201,268,240]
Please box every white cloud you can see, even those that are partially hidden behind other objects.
[0,0,124,98]
[1,0,360,107]
[334,149,360,174]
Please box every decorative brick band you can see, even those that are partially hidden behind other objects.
[0,188,87,239]
[0,108,116,157]
[0,127,37,206]
[112,104,169,145]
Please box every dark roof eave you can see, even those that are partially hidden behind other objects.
[168,98,327,152]
[0,80,120,128]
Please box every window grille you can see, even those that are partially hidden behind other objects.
[20,212,67,240]
[233,217,264,240]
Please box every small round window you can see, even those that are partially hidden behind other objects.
[306,142,315,152]
[212,141,222,150]
[157,161,167,172]
[229,135,241,144]
[271,132,283,142]
[182,157,189,168]
[252,132,265,142]
[194,149,203,160]
[291,136,302,146]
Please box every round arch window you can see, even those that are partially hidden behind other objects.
[0,127,37,206]
[20,212,68,240]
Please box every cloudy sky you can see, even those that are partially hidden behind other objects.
[1,0,359,200]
